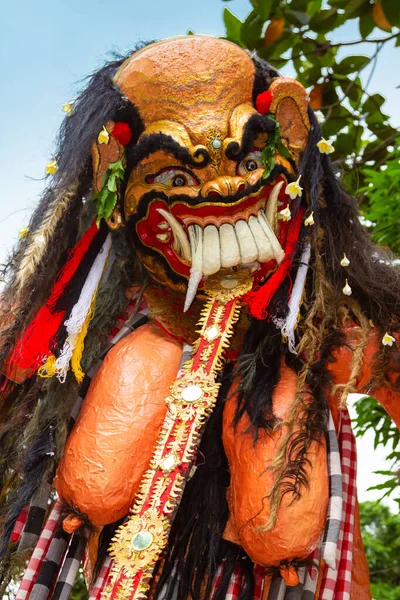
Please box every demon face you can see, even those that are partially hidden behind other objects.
[106,37,310,309]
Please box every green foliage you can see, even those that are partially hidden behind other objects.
[359,501,400,597]
[360,139,400,253]
[353,396,400,507]
[221,0,400,216]
[92,159,125,226]
[262,117,292,178]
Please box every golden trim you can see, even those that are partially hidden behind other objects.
[104,270,253,599]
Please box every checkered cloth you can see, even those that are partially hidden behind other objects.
[28,520,71,600]
[89,557,113,600]
[15,500,64,600]
[319,409,357,599]
[17,483,52,552]
[321,413,343,570]
[11,506,29,544]
[212,563,265,599]
[16,296,150,598]
[52,530,88,600]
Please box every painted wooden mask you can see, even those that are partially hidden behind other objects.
[93,36,311,310]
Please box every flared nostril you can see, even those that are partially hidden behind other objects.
[207,190,223,197]
[237,182,246,192]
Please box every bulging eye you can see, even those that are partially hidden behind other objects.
[147,168,200,188]
[237,151,263,176]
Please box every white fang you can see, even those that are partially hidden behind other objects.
[157,208,191,262]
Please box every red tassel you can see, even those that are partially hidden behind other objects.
[245,207,305,320]
[8,222,99,377]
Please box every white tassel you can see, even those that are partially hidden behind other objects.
[273,242,311,354]
[55,234,113,382]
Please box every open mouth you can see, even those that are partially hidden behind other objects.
[136,179,287,310]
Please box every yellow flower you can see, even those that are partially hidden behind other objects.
[342,279,352,296]
[62,99,76,114]
[45,159,58,175]
[285,176,303,200]
[304,211,314,226]
[340,254,350,267]
[279,206,291,221]
[317,138,335,155]
[18,227,30,239]
[98,126,110,145]
[382,332,396,347]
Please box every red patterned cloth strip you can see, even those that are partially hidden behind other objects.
[89,557,114,600]
[319,409,357,599]
[15,500,63,599]
[11,505,28,543]
[211,563,266,599]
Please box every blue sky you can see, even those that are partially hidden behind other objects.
[1,0,399,509]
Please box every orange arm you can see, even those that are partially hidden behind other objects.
[222,363,328,567]
[328,326,400,429]
[55,320,183,526]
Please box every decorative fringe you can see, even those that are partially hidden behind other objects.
[43,234,113,383]
[8,222,99,377]
[246,207,305,320]
[15,184,78,291]
[273,242,311,353]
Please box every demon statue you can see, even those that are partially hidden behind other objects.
[0,35,399,600]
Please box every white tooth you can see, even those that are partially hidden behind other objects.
[234,220,258,264]
[184,225,203,312]
[202,225,221,276]
[157,208,191,262]
[220,224,240,268]
[265,181,284,232]
[257,212,285,264]
[248,215,273,263]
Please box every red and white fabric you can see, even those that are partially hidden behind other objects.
[89,556,113,600]
[15,500,63,600]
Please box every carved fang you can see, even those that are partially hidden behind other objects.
[157,208,191,262]
[184,225,203,312]
[265,181,284,233]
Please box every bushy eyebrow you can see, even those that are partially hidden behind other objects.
[225,114,277,162]
[126,133,210,170]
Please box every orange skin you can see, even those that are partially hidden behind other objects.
[55,321,399,597]
[222,365,329,566]
[55,321,183,526]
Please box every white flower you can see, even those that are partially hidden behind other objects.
[359,215,376,228]
[279,206,291,221]
[382,333,396,346]
[340,254,350,267]
[317,138,335,154]
[304,211,314,226]
[342,279,352,296]
[98,126,110,144]
[285,176,303,200]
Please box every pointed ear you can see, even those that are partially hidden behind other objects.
[91,120,124,229]
[91,120,124,192]
[269,78,310,162]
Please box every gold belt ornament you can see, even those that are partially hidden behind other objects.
[103,270,253,600]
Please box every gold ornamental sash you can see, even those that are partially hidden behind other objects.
[103,271,253,599]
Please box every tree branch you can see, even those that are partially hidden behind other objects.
[291,32,399,61]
